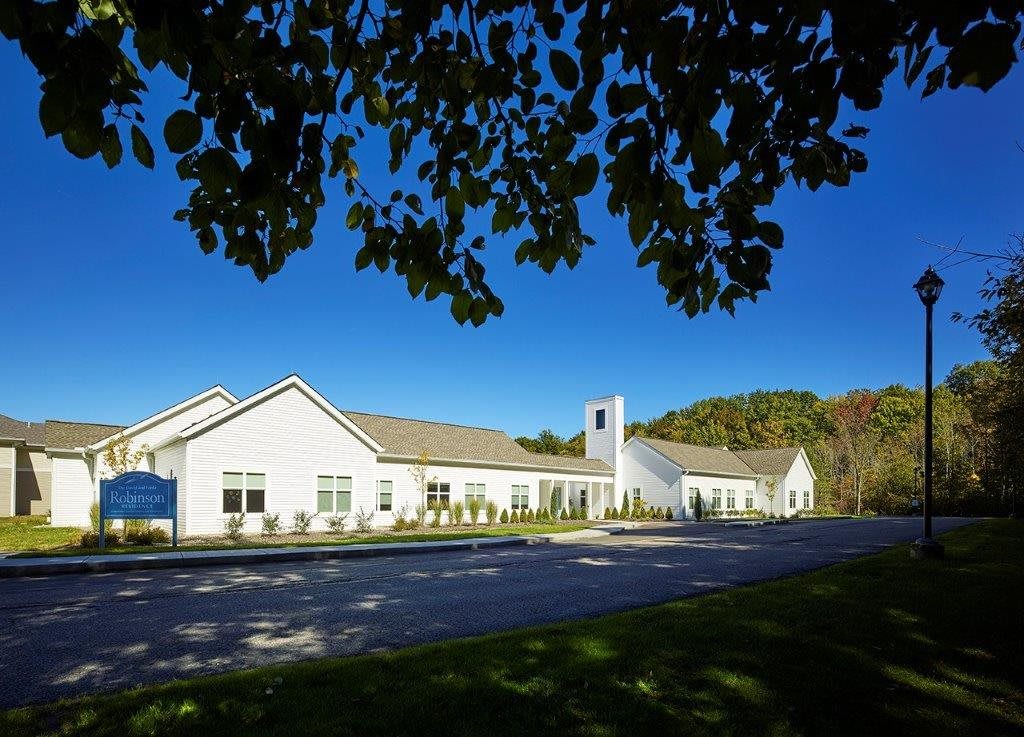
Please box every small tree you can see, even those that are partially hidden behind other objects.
[409,451,436,518]
[765,478,779,517]
[261,512,282,536]
[622,490,631,518]
[693,491,704,521]
[604,507,612,520]
[527,508,535,523]
[611,506,619,520]
[450,500,465,526]
[500,508,509,524]
[485,501,498,525]
[560,508,569,521]
[468,496,482,525]
[103,434,151,538]
[510,510,519,523]
[550,489,559,519]
[666,507,674,520]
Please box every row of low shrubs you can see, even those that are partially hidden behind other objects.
[79,502,171,547]
[602,503,675,520]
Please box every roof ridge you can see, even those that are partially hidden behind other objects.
[342,409,505,434]
[45,419,126,428]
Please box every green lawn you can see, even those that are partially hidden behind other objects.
[0,516,78,552]
[3,520,1021,737]
[9,523,590,558]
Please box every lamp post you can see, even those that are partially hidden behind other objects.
[911,266,945,560]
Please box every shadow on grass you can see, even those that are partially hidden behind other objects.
[2,521,1022,736]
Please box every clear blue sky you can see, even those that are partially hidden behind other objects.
[2,42,1021,438]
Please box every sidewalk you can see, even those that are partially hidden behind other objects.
[0,524,628,578]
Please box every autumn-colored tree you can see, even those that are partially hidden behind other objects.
[103,434,147,476]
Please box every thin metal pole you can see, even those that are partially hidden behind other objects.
[923,299,934,540]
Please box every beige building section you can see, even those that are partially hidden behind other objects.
[16,447,51,515]
[0,445,12,517]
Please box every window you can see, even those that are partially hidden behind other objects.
[511,484,529,510]
[317,475,352,514]
[745,488,755,509]
[726,489,736,509]
[789,489,797,509]
[465,483,486,507]
[223,472,265,513]
[688,487,699,511]
[377,480,393,512]
[803,490,811,509]
[595,408,606,430]
[711,489,722,510]
[579,488,587,510]
[632,487,641,501]
[426,481,450,509]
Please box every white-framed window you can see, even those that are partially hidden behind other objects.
[688,487,699,510]
[745,489,755,509]
[511,484,529,510]
[377,480,393,512]
[223,472,265,514]
[426,481,450,508]
[789,489,797,509]
[711,489,722,510]
[579,487,587,510]
[595,408,606,430]
[726,489,736,509]
[465,483,486,507]
[632,487,641,501]
[803,490,811,509]
[317,475,352,514]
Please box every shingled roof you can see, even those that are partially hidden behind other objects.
[635,437,758,476]
[0,414,45,445]
[45,420,126,449]
[733,447,802,475]
[342,411,612,472]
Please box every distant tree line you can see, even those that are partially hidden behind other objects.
[516,361,1016,517]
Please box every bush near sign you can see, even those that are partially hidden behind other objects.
[99,471,178,549]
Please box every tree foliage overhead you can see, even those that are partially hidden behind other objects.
[3,1,1021,323]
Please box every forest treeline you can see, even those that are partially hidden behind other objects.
[516,360,1014,516]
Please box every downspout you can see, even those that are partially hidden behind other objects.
[680,469,688,519]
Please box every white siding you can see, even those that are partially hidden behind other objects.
[184,386,379,535]
[49,453,94,527]
[372,461,608,526]
[153,440,187,533]
[621,440,683,516]
[93,393,234,481]
[585,396,624,492]
[684,473,758,518]
[781,453,815,516]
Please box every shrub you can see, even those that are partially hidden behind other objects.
[622,491,630,517]
[500,508,509,524]
[666,506,674,520]
[604,507,612,520]
[224,513,246,541]
[88,501,114,536]
[450,500,465,526]
[393,518,408,532]
[631,497,647,519]
[393,503,412,531]
[550,489,559,519]
[79,530,121,548]
[129,524,170,545]
[706,508,722,518]
[580,505,588,519]
[414,504,427,527]
[325,514,348,534]
[540,508,550,522]
[354,507,374,532]
[611,506,619,520]
[429,499,443,528]
[468,496,482,525]
[292,509,315,534]
[261,512,282,536]
[527,508,536,523]
[654,507,663,519]
[560,508,569,521]
[693,492,704,521]
[485,500,498,525]
[510,510,520,523]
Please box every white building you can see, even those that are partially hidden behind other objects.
[5,378,814,532]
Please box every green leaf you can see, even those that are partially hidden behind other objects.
[404,193,424,215]
[345,202,363,229]
[99,124,122,168]
[130,124,154,169]
[568,153,599,197]
[61,113,103,159]
[758,221,784,249]
[445,187,465,220]
[946,21,1018,92]
[196,147,241,197]
[163,110,202,154]
[450,291,472,324]
[549,49,579,91]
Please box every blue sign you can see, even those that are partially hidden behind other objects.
[99,471,178,549]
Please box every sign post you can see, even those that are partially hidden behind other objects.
[98,471,178,550]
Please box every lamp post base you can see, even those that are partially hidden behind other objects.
[910,537,945,560]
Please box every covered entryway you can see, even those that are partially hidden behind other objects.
[539,479,615,519]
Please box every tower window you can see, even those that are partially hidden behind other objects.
[595,408,606,430]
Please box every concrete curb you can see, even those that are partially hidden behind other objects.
[0,525,627,579]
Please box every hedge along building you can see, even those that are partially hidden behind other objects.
[8,377,814,532]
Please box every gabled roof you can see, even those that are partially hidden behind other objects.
[0,413,46,445]
[84,385,238,451]
[154,375,384,453]
[632,436,757,477]
[341,411,613,473]
[45,420,126,450]
[733,447,802,476]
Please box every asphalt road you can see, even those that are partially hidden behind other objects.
[0,516,974,708]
